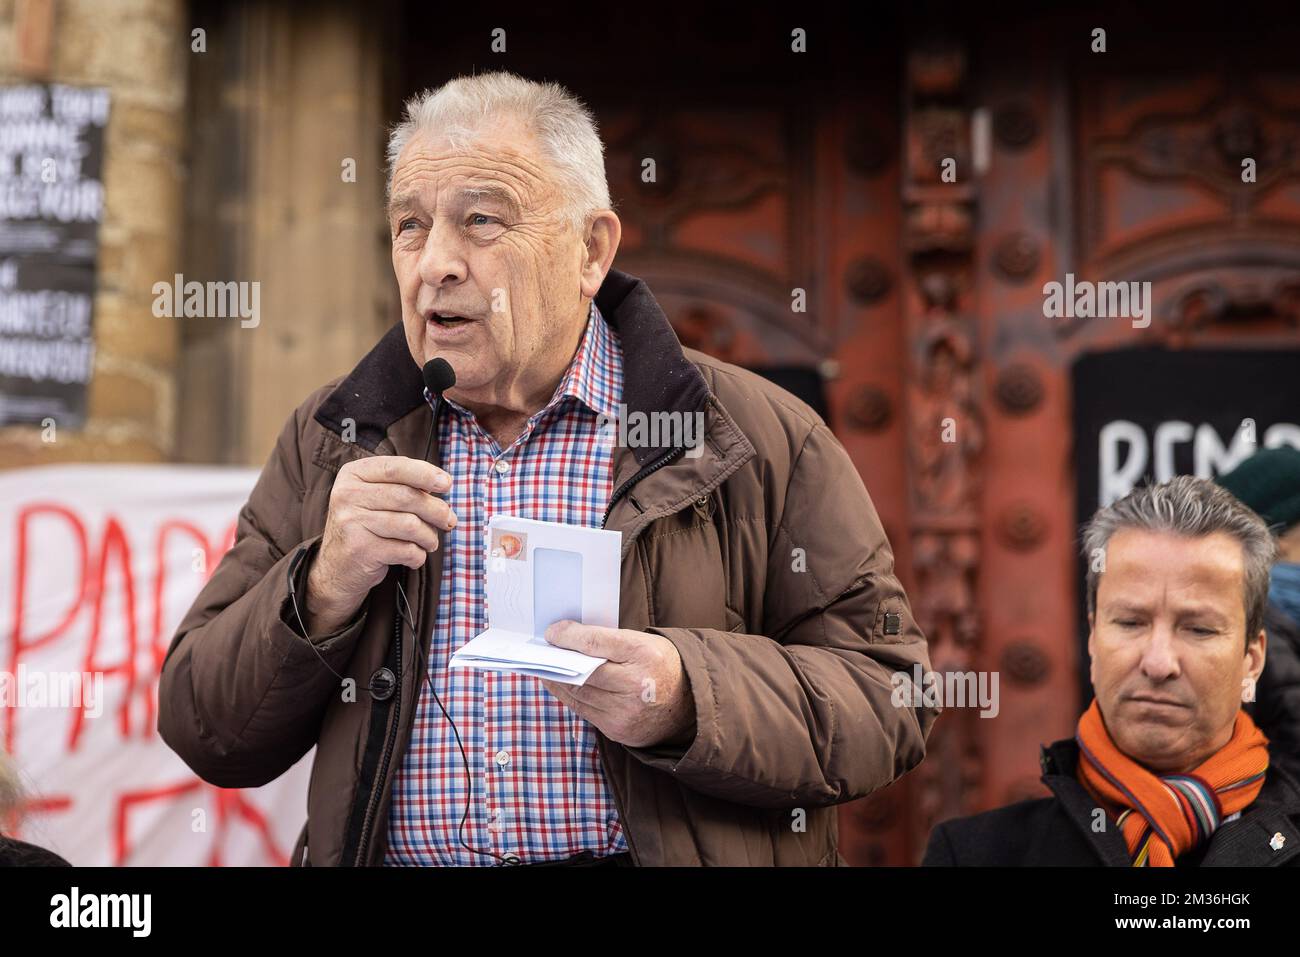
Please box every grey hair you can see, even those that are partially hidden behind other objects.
[385,71,611,233]
[1082,474,1278,644]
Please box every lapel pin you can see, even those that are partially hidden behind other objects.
[1270,832,1286,851]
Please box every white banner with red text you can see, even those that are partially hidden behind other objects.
[0,464,309,866]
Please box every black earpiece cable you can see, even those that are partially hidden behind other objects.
[395,380,520,866]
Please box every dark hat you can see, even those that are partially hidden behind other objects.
[1217,446,1300,533]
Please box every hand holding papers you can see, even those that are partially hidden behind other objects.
[449,515,621,685]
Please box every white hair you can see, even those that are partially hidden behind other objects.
[386,71,611,233]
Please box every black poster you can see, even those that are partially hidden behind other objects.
[1071,347,1300,701]
[0,83,110,428]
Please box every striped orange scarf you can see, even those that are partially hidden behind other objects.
[1075,699,1269,867]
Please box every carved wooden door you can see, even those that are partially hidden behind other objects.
[396,6,1300,866]
[892,15,1300,866]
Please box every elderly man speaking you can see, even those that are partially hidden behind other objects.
[925,475,1300,867]
[158,71,937,867]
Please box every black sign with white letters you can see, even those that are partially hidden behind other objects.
[0,83,110,428]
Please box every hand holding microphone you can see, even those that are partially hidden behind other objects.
[302,359,457,635]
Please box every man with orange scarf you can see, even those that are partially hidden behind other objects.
[924,476,1300,867]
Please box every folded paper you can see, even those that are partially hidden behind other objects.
[449,515,621,685]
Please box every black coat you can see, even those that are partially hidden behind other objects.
[0,835,70,866]
[923,737,1300,866]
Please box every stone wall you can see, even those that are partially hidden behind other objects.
[0,0,394,469]
[0,0,188,468]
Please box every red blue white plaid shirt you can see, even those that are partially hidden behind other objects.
[384,302,630,865]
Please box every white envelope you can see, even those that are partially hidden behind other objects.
[449,515,621,685]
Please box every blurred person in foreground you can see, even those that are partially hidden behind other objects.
[157,71,938,866]
[1218,445,1300,781]
[925,476,1300,866]
[0,750,70,866]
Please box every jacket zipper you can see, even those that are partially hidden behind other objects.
[601,445,685,529]
[353,577,404,865]
[598,444,686,864]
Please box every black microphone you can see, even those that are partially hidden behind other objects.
[422,357,456,398]
[386,357,453,694]
[420,358,455,461]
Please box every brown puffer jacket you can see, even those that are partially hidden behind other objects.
[158,269,940,866]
